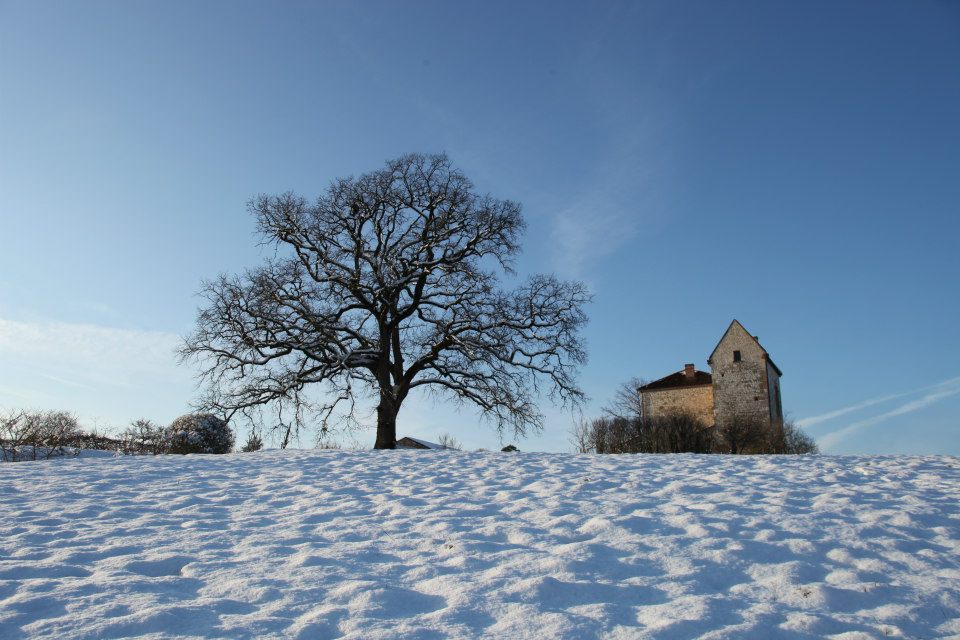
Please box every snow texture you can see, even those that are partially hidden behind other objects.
[1,451,959,639]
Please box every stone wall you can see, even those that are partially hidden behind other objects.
[710,323,773,430]
[765,360,783,428]
[641,384,715,427]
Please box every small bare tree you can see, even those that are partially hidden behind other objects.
[639,412,713,454]
[121,419,168,455]
[715,417,775,454]
[602,377,646,421]
[0,410,84,461]
[570,418,594,453]
[0,409,29,461]
[436,433,462,450]
[571,416,640,454]
[781,420,819,454]
[182,154,589,449]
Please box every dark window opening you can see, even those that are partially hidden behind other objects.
[733,350,741,362]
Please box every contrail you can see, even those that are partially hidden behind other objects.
[818,379,960,451]
[797,376,960,428]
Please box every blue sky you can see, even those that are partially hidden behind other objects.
[1,0,958,453]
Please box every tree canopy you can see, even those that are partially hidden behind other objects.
[181,153,590,448]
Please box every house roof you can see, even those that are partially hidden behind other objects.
[707,319,783,376]
[639,369,713,391]
[397,436,444,450]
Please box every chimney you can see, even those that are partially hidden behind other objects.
[684,363,695,380]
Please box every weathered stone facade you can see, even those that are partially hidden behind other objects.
[640,383,714,427]
[639,320,783,431]
[708,320,783,432]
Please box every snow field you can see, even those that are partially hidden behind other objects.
[1,451,959,639]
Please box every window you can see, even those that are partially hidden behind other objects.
[733,350,741,362]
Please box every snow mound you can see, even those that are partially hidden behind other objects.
[1,452,959,638]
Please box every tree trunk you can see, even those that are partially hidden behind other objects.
[374,395,398,449]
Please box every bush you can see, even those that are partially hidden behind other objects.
[639,413,714,454]
[715,418,818,454]
[437,433,462,450]
[166,413,234,454]
[240,430,264,452]
[1,410,85,461]
[782,421,819,454]
[572,413,712,454]
[714,417,774,454]
[570,416,637,453]
[122,419,168,455]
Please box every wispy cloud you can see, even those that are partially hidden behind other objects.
[550,202,640,279]
[38,373,93,390]
[0,317,193,426]
[0,318,183,383]
[797,391,913,428]
[546,125,671,280]
[816,376,960,451]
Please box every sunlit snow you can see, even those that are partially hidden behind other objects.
[1,451,958,638]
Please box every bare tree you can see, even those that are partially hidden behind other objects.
[0,409,29,461]
[121,419,167,455]
[0,410,84,461]
[715,417,774,454]
[181,153,590,449]
[602,377,646,421]
[436,433,462,450]
[571,416,640,454]
[781,420,819,454]
[640,412,713,454]
[570,418,594,453]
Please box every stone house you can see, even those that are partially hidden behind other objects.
[639,320,784,431]
[396,436,445,450]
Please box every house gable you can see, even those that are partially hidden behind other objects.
[709,320,783,431]
[707,319,782,375]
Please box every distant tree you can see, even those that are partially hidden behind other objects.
[0,410,84,461]
[1,409,32,461]
[781,421,819,454]
[572,412,712,455]
[572,416,640,454]
[602,416,640,453]
[570,419,594,453]
[501,444,518,452]
[122,419,168,455]
[181,153,589,449]
[715,417,776,454]
[166,414,234,455]
[602,376,646,421]
[437,433,463,451]
[639,412,713,454]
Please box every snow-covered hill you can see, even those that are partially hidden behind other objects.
[1,451,958,639]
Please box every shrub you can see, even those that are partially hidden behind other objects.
[166,413,234,454]
[639,413,714,454]
[437,433,462,450]
[569,416,638,454]
[122,419,168,455]
[782,421,819,454]
[1,410,85,461]
[714,417,774,454]
[240,430,264,452]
